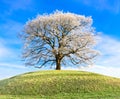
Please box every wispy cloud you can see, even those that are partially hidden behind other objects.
[96,34,120,67]
[0,39,38,80]
[80,65,120,78]
[86,34,120,77]
[78,0,120,13]
[0,20,23,36]
[0,39,20,64]
[0,39,12,58]
[62,34,120,78]
[0,0,34,17]
[2,0,33,11]
[0,20,23,63]
[0,63,39,80]
[62,65,120,78]
[0,63,26,69]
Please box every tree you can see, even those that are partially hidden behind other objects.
[21,11,99,70]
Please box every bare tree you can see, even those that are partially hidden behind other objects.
[21,11,99,70]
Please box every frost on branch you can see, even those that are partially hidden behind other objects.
[21,11,99,70]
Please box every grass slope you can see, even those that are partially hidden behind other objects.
[0,70,120,99]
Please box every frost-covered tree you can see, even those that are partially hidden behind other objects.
[21,11,99,70]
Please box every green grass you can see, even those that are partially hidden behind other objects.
[0,70,120,99]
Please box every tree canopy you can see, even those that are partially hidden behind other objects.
[21,11,99,70]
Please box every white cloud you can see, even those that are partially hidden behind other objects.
[79,65,120,78]
[0,67,38,80]
[0,0,34,17]
[62,65,120,78]
[0,63,39,80]
[0,38,39,80]
[0,40,12,58]
[0,63,26,69]
[0,37,21,63]
[0,20,23,54]
[84,34,120,78]
[1,20,23,36]
[96,35,120,67]
[0,20,23,50]
[77,0,120,13]
[62,34,120,78]
[2,0,33,11]
[63,34,120,69]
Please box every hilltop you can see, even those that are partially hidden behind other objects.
[0,70,120,99]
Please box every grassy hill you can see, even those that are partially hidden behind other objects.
[0,70,120,99]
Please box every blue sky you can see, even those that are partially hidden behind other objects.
[0,0,120,79]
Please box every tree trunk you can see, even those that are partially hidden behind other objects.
[56,56,61,70]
